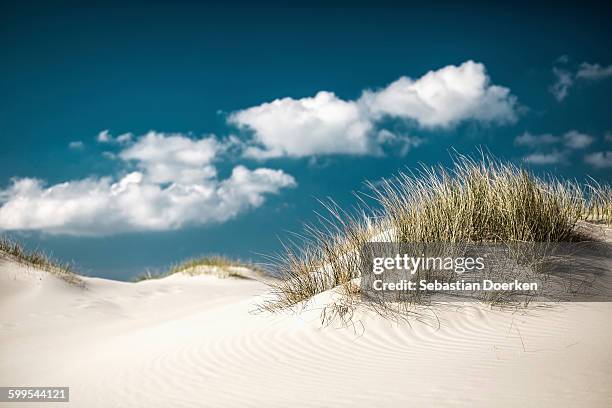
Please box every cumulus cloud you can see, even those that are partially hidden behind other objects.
[576,63,612,80]
[0,132,296,235]
[229,91,373,159]
[229,61,517,158]
[360,60,517,128]
[119,131,221,184]
[584,151,612,168]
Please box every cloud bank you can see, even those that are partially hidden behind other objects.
[1,61,519,235]
[0,132,296,235]
[230,60,517,158]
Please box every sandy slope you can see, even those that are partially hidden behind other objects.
[1,260,612,408]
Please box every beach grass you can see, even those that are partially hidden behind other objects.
[261,154,612,313]
[134,255,265,281]
[585,183,612,223]
[0,236,83,286]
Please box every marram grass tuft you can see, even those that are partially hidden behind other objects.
[261,155,611,313]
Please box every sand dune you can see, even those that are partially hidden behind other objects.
[1,259,612,407]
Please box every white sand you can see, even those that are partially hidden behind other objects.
[1,260,612,407]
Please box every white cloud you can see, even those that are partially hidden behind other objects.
[562,130,593,149]
[0,133,296,235]
[523,151,565,165]
[229,91,373,159]
[68,141,84,150]
[119,131,221,184]
[576,63,612,80]
[549,67,573,102]
[218,166,296,208]
[514,132,559,148]
[515,130,593,150]
[584,151,612,168]
[516,130,595,166]
[116,133,133,144]
[360,60,517,128]
[229,61,517,158]
[97,130,111,143]
[376,130,424,156]
[97,130,134,144]
[549,58,612,101]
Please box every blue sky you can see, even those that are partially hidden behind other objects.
[1,1,611,280]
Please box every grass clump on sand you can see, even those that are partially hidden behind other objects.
[585,183,612,224]
[261,154,612,314]
[134,255,265,281]
[0,236,83,286]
